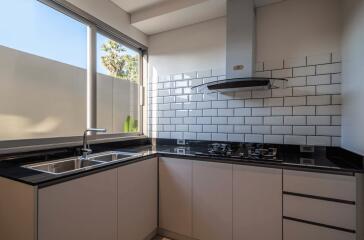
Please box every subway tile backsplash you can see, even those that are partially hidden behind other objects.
[148,53,342,146]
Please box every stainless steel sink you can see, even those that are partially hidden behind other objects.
[23,151,140,175]
[25,158,104,175]
[89,151,137,162]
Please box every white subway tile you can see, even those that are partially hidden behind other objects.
[293,66,315,77]
[171,117,184,124]
[264,59,283,70]
[164,96,175,103]
[264,135,284,144]
[234,108,252,116]
[331,137,341,147]
[284,116,306,125]
[159,103,171,110]
[228,100,245,108]
[163,111,176,117]
[284,56,306,68]
[184,117,197,124]
[189,94,203,102]
[196,101,211,109]
[189,109,202,117]
[316,84,341,95]
[218,125,234,133]
[245,117,264,125]
[307,53,331,65]
[176,125,189,132]
[183,71,197,79]
[183,102,196,109]
[159,132,171,138]
[307,75,331,85]
[212,101,227,108]
[176,81,188,88]
[171,132,183,139]
[196,117,212,124]
[264,98,284,107]
[158,89,170,96]
[228,117,245,125]
[272,88,293,97]
[203,93,218,101]
[284,135,307,145]
[176,110,189,117]
[203,77,218,84]
[172,88,183,95]
[331,73,341,84]
[316,105,341,115]
[331,116,342,125]
[218,92,235,100]
[184,132,197,140]
[252,89,272,99]
[159,75,171,83]
[252,108,272,116]
[272,126,292,134]
[272,69,293,78]
[284,96,306,106]
[307,95,331,105]
[171,103,183,110]
[203,109,218,116]
[218,109,234,116]
[212,117,228,124]
[293,126,315,135]
[332,95,342,105]
[172,74,183,81]
[245,99,264,107]
[176,95,188,102]
[212,133,228,141]
[293,106,316,116]
[254,71,272,78]
[264,116,284,125]
[332,52,341,63]
[159,118,171,124]
[234,125,252,134]
[316,63,341,75]
[287,77,306,87]
[203,125,217,132]
[228,134,244,142]
[189,125,203,132]
[317,126,341,136]
[293,86,316,96]
[234,91,252,99]
[189,78,203,87]
[307,136,331,146]
[252,126,271,134]
[272,107,293,116]
[197,133,211,141]
[307,116,331,125]
[245,134,264,143]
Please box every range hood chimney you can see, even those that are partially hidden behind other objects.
[226,0,255,79]
[193,0,286,92]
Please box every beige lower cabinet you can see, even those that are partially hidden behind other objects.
[233,165,282,240]
[193,161,233,240]
[118,158,158,240]
[159,157,193,237]
[38,169,118,240]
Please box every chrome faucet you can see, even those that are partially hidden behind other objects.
[80,128,107,160]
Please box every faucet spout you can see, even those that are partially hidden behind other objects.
[81,128,107,160]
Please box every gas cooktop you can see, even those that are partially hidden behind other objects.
[195,143,283,162]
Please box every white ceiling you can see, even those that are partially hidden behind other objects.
[110,0,284,35]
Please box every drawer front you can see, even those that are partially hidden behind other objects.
[283,170,356,201]
[284,219,356,240]
[283,194,356,230]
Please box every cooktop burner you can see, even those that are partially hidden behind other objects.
[202,143,282,162]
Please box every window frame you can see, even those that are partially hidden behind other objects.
[0,0,148,154]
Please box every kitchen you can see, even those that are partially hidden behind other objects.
[0,0,363,240]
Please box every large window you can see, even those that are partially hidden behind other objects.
[0,0,143,143]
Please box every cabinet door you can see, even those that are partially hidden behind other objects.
[193,161,233,240]
[233,165,282,240]
[118,158,158,240]
[38,169,118,240]
[159,157,193,237]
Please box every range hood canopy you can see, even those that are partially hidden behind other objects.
[193,0,287,92]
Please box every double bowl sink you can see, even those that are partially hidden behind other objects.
[23,151,140,175]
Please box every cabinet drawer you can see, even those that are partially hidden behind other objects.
[284,219,355,240]
[283,170,356,201]
[283,194,356,230]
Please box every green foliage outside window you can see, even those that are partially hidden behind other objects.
[123,115,138,133]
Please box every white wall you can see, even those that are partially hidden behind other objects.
[65,0,148,46]
[148,0,342,76]
[256,0,342,61]
[148,17,226,77]
[341,0,364,155]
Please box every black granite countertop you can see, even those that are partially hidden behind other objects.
[0,140,363,187]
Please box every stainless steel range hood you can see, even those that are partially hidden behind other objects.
[194,0,286,92]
